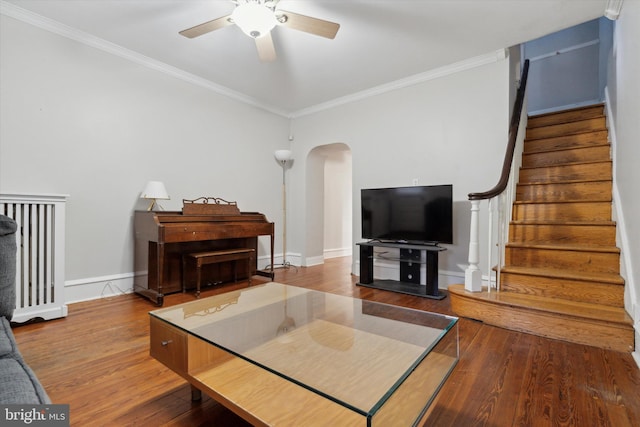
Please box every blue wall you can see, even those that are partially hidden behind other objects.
[524,18,614,114]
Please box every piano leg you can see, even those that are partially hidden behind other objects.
[134,286,164,306]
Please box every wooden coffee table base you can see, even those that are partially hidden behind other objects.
[151,315,455,426]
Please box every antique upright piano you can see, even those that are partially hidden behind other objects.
[134,200,274,306]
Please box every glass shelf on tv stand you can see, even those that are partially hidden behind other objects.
[361,240,446,250]
[356,241,447,300]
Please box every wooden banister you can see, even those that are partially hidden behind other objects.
[469,59,530,201]
[464,59,530,292]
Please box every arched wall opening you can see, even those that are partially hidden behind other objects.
[303,143,352,266]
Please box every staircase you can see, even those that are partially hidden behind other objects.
[449,104,634,353]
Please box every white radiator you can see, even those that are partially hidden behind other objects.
[0,193,68,323]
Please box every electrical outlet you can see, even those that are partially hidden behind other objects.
[412,178,419,186]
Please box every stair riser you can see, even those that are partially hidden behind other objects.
[528,106,604,128]
[512,202,611,222]
[526,117,606,140]
[525,130,608,153]
[500,273,624,307]
[519,161,611,184]
[522,145,610,168]
[449,293,633,352]
[509,224,616,246]
[505,247,620,274]
[516,181,612,203]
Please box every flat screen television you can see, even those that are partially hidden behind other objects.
[361,184,453,245]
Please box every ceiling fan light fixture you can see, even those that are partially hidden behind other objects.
[232,2,277,38]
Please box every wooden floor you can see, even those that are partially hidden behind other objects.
[12,257,640,426]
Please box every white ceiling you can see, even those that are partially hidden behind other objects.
[2,0,609,116]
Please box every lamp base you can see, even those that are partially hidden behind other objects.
[146,199,166,211]
[266,261,298,272]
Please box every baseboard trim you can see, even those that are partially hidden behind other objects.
[529,98,603,116]
[65,273,135,304]
[605,88,638,365]
[304,255,324,267]
[63,254,279,304]
[324,247,353,259]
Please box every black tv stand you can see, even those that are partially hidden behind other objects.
[356,241,446,299]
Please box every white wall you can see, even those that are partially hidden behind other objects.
[607,2,640,362]
[323,146,352,259]
[5,7,630,320]
[289,55,510,285]
[0,15,289,301]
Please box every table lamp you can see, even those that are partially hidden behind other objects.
[141,181,169,211]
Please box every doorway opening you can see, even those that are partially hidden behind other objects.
[304,143,352,265]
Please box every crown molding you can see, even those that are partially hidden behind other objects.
[527,39,600,63]
[2,0,508,120]
[290,49,508,118]
[0,1,289,117]
[604,0,624,20]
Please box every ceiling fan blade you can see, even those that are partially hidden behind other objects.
[179,15,233,38]
[277,10,340,39]
[255,33,277,62]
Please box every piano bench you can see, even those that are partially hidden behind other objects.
[182,248,255,298]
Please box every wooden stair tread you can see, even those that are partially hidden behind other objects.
[505,242,620,253]
[524,137,609,154]
[516,181,612,187]
[526,126,607,141]
[449,284,634,352]
[520,159,611,170]
[518,179,612,184]
[518,162,612,185]
[525,117,607,140]
[499,266,625,285]
[513,199,612,205]
[517,179,612,186]
[515,181,613,204]
[524,129,608,142]
[510,219,615,226]
[522,146,612,169]
[523,142,610,155]
[528,104,604,125]
[527,117,606,130]
[449,284,632,325]
[529,103,604,115]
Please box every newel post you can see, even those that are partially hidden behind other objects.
[465,199,482,291]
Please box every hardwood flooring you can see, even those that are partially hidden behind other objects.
[12,257,640,426]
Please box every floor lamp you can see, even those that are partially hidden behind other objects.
[273,149,296,270]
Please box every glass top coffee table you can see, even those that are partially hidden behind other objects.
[149,282,458,426]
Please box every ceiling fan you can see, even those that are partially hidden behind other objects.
[179,0,340,62]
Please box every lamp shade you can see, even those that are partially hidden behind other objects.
[232,2,277,38]
[141,181,170,200]
[274,150,292,162]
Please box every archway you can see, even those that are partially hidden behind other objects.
[304,143,352,266]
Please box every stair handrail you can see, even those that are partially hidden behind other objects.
[469,59,530,201]
[464,59,530,292]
